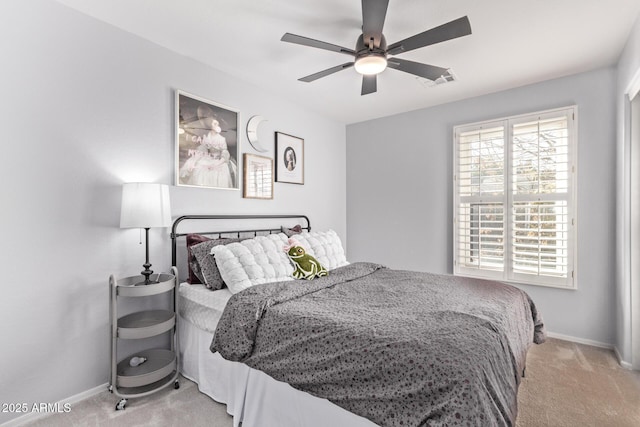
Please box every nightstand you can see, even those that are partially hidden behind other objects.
[108,267,179,410]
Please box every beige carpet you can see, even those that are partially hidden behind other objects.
[516,338,640,426]
[21,338,640,427]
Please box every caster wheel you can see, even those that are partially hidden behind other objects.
[115,399,127,411]
[108,385,113,394]
[174,380,180,390]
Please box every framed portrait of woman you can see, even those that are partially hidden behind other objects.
[175,90,240,190]
[275,132,304,185]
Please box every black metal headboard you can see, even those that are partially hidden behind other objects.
[170,214,311,267]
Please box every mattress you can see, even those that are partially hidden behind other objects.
[178,282,376,427]
[178,283,232,333]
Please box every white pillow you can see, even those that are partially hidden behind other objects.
[211,234,293,294]
[292,230,349,271]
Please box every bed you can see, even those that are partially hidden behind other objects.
[171,214,545,427]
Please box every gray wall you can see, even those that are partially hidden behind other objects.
[616,14,640,365]
[0,0,346,424]
[347,67,617,346]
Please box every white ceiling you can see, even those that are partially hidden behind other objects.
[56,0,640,124]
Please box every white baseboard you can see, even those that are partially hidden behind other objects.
[0,383,108,427]
[613,346,634,370]
[546,331,637,370]
[546,331,613,349]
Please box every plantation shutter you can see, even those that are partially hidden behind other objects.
[456,124,506,276]
[454,107,576,289]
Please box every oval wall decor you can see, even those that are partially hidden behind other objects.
[246,115,269,152]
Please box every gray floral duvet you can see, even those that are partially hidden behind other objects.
[211,262,546,427]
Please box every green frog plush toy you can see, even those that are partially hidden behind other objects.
[284,238,328,280]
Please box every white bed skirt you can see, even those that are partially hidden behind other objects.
[178,315,377,427]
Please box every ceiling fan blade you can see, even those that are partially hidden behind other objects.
[387,58,449,81]
[361,74,377,95]
[362,0,389,48]
[282,33,356,56]
[299,62,355,82]
[386,16,471,55]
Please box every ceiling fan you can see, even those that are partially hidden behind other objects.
[281,0,472,95]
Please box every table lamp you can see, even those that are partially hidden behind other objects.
[120,183,172,285]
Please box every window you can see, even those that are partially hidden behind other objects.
[453,107,577,288]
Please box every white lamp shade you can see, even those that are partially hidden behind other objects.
[120,183,172,228]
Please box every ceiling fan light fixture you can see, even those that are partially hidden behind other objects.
[354,54,387,75]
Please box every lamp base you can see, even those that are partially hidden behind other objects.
[140,262,154,285]
[135,228,157,286]
[133,264,158,286]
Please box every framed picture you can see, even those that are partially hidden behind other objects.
[275,132,304,184]
[243,154,273,199]
[175,90,240,190]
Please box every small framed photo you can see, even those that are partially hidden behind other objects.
[175,90,240,190]
[275,132,304,185]
[243,154,273,199]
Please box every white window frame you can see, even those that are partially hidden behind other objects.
[453,106,577,289]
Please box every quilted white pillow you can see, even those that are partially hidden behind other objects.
[211,234,293,294]
[293,230,349,271]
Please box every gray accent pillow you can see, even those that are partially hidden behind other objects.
[186,233,212,284]
[191,238,242,290]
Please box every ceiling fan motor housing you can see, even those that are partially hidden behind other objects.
[356,33,387,60]
[354,34,388,75]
